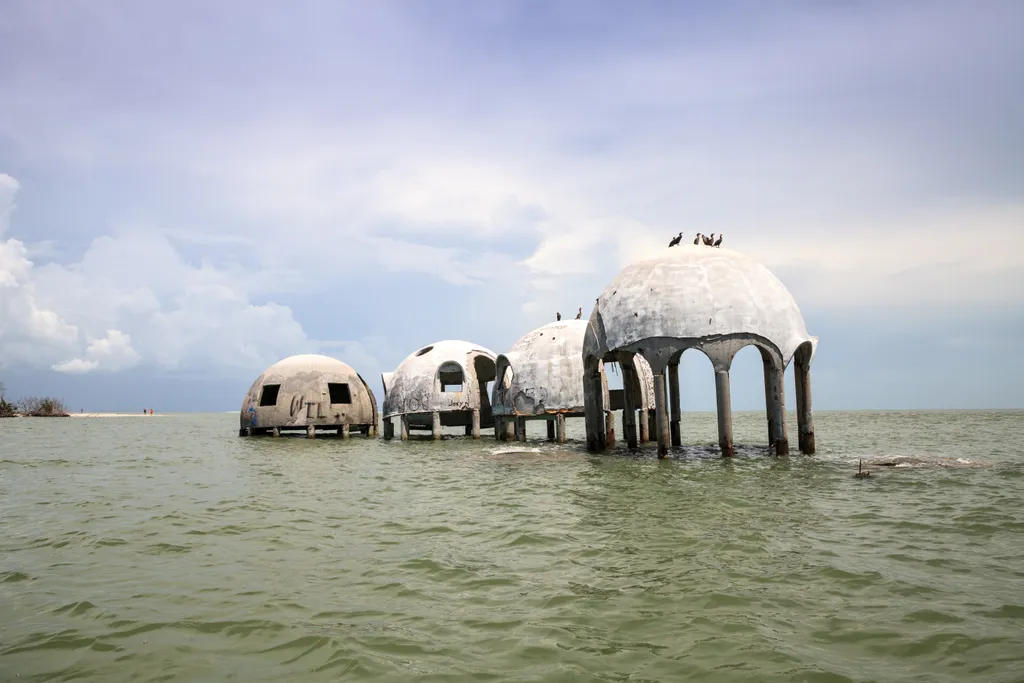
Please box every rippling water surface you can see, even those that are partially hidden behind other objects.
[2,411,1023,682]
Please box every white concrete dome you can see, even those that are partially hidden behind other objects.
[240,354,378,433]
[585,246,815,367]
[493,320,589,415]
[382,340,497,420]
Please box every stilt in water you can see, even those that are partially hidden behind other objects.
[715,370,733,457]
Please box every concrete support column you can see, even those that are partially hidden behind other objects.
[621,362,639,449]
[653,372,670,458]
[504,418,516,441]
[401,414,409,441]
[341,424,350,439]
[648,411,656,443]
[668,362,682,448]
[431,412,442,440]
[516,416,527,442]
[638,408,649,443]
[306,424,315,439]
[546,419,556,441]
[605,411,616,446]
[472,409,481,439]
[495,417,504,440]
[764,364,789,455]
[715,370,734,457]
[796,362,816,455]
[556,413,566,444]
[583,364,606,452]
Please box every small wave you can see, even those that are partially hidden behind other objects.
[488,446,542,455]
[864,455,988,469]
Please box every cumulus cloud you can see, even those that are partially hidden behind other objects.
[0,191,81,367]
[53,329,141,374]
[0,175,355,376]
[51,358,98,374]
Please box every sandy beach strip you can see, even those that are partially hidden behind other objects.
[71,413,169,418]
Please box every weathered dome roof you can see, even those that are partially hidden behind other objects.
[382,340,497,417]
[586,246,814,366]
[493,320,589,415]
[264,354,360,374]
[240,354,377,430]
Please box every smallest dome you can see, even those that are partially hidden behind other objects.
[239,354,378,437]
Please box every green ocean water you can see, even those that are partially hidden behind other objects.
[1,411,1023,682]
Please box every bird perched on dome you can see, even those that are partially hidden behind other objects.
[556,312,561,321]
[575,307,582,320]
[693,233,702,245]
[668,232,682,247]
[702,233,715,246]
[713,234,723,248]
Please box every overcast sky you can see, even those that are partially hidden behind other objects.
[1,0,1022,413]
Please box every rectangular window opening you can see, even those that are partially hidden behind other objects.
[259,384,281,407]
[439,370,464,393]
[328,383,351,404]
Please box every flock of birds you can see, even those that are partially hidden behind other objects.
[668,232,723,248]
[553,232,722,321]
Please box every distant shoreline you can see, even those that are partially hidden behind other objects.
[70,413,168,418]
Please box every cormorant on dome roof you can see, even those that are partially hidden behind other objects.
[575,307,582,320]
[713,234,723,248]
[668,232,683,247]
[693,233,702,245]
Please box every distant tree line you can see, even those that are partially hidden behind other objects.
[0,382,69,417]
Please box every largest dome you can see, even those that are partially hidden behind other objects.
[587,246,813,365]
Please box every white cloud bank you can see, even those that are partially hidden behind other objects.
[52,329,140,374]
[0,175,347,375]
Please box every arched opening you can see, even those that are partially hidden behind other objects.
[674,347,716,413]
[728,344,769,447]
[438,361,464,392]
[473,355,497,427]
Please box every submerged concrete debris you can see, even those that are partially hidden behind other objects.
[583,245,817,458]
[492,319,655,444]
[240,354,378,438]
[381,340,497,440]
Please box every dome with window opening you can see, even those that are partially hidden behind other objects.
[381,340,498,437]
[239,354,378,436]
